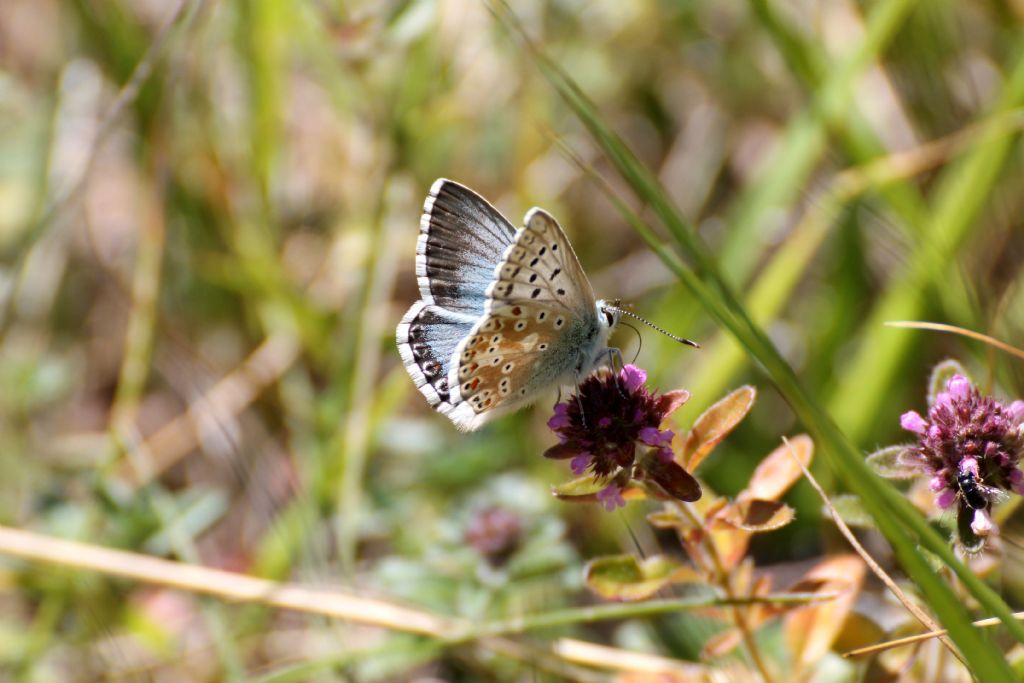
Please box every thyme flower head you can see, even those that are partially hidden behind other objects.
[900,374,1024,536]
[544,364,698,510]
[464,506,523,566]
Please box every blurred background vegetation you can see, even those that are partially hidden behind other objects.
[2,0,1024,680]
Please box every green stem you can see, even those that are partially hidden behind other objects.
[674,501,776,683]
[454,592,831,644]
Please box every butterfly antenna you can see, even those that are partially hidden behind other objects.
[607,306,700,348]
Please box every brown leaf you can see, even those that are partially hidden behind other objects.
[708,525,751,572]
[722,499,795,532]
[646,508,687,529]
[832,612,886,655]
[621,482,647,502]
[681,386,756,471]
[543,442,579,460]
[783,555,866,675]
[641,457,702,502]
[701,628,742,659]
[657,389,691,418]
[697,496,729,524]
[746,573,775,628]
[731,556,755,595]
[741,434,813,501]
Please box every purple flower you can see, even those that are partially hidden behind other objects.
[935,489,957,510]
[596,484,627,511]
[639,426,673,447]
[900,411,928,435]
[570,452,593,475]
[899,373,1024,525]
[547,403,571,431]
[464,507,523,565]
[971,508,995,537]
[621,365,646,392]
[544,364,700,508]
[1009,400,1024,423]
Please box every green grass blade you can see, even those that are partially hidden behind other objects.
[719,0,920,284]
[828,38,1024,442]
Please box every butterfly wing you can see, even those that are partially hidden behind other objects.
[485,207,596,311]
[415,178,517,314]
[446,208,605,431]
[397,180,518,416]
[396,301,474,411]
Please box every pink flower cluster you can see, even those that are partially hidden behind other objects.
[900,374,1024,536]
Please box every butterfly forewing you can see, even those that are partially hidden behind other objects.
[416,179,517,314]
[486,208,596,312]
[447,207,601,429]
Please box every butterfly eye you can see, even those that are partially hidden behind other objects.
[604,309,616,327]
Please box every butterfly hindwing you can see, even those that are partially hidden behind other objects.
[417,179,517,315]
[396,301,476,413]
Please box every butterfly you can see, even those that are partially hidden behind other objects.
[396,179,621,431]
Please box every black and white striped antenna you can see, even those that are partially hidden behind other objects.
[603,303,700,349]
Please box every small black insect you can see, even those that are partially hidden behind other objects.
[957,470,989,510]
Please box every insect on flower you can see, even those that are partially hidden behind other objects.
[872,365,1024,551]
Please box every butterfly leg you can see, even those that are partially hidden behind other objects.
[573,371,588,429]
[607,347,625,374]
[604,347,627,398]
[554,386,563,408]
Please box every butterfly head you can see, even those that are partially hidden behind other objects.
[597,299,622,333]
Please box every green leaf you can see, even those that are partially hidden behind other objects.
[928,359,971,406]
[865,445,917,480]
[551,474,604,501]
[584,554,698,601]
[827,495,876,529]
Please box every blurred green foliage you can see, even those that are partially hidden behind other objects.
[1,0,1024,680]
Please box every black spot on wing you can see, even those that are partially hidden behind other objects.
[401,304,476,403]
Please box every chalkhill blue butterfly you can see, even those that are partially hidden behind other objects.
[396,179,624,431]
